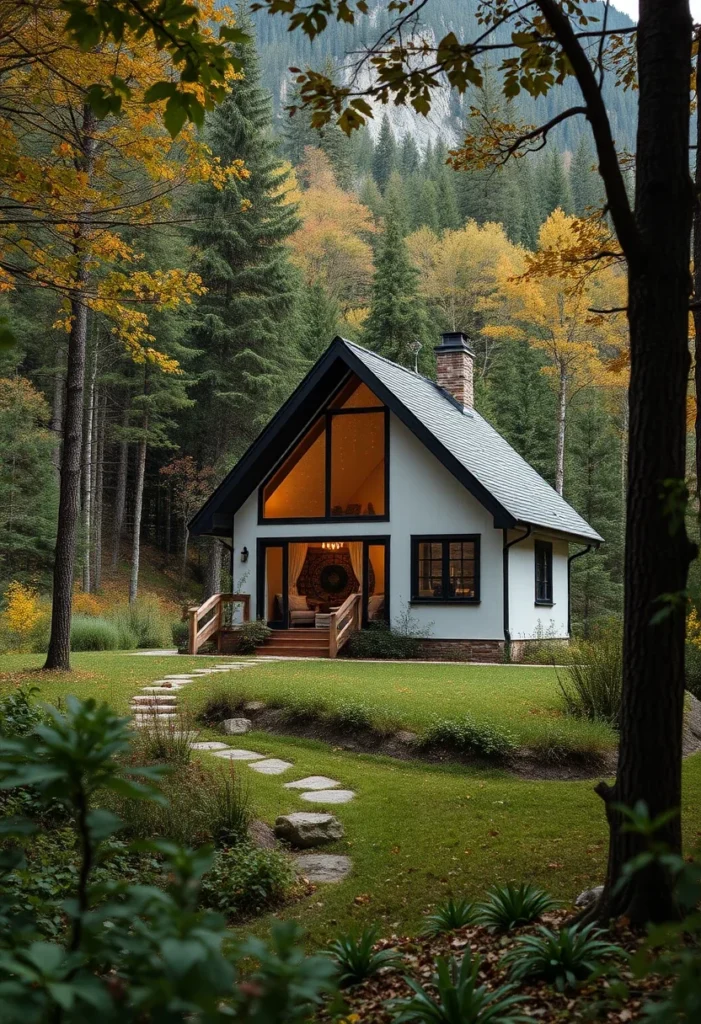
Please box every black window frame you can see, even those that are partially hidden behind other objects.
[410,534,481,604]
[258,381,390,525]
[534,539,553,605]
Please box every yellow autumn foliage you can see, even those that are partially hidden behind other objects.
[2,581,44,652]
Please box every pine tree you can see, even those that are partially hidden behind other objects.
[297,279,340,363]
[188,6,302,463]
[540,149,574,218]
[383,171,410,235]
[435,164,461,231]
[363,185,433,369]
[514,158,541,249]
[400,134,420,175]
[413,179,441,233]
[372,114,397,192]
[570,136,604,216]
[281,86,317,165]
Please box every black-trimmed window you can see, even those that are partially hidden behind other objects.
[260,374,388,522]
[411,536,480,603]
[535,540,553,605]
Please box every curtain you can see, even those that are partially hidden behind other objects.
[347,541,363,593]
[288,543,308,593]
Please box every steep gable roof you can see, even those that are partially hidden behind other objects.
[189,337,602,544]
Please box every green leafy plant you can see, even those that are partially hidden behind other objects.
[557,622,622,726]
[502,922,624,992]
[420,716,515,759]
[171,619,189,650]
[423,897,477,936]
[0,696,337,1019]
[328,699,373,731]
[390,949,529,1023]
[235,618,272,654]
[326,925,403,987]
[70,614,120,651]
[347,621,423,660]
[0,686,43,737]
[200,843,296,919]
[475,883,559,931]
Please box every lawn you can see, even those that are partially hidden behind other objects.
[4,651,698,948]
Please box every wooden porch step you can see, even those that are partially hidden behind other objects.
[257,644,329,658]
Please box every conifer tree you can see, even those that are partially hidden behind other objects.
[400,134,420,175]
[570,137,604,216]
[514,159,541,249]
[189,5,301,464]
[364,184,433,369]
[297,279,340,363]
[384,171,410,235]
[540,149,574,218]
[372,114,398,192]
[413,179,441,233]
[435,164,461,231]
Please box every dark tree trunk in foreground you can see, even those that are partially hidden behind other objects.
[45,105,96,671]
[593,0,695,923]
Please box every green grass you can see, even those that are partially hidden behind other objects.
[178,658,617,754]
[7,652,698,948]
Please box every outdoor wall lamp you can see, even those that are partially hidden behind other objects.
[240,546,249,563]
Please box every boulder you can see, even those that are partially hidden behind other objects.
[221,717,252,735]
[275,812,344,848]
[244,700,266,713]
[294,853,352,883]
[575,885,604,908]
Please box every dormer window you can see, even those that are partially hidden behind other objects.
[260,375,388,522]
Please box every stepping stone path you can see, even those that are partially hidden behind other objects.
[129,659,357,879]
[294,854,352,883]
[129,660,261,727]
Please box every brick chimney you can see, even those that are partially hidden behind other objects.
[434,331,474,409]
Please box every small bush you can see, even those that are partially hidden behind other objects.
[686,640,701,699]
[423,898,477,936]
[200,843,295,919]
[0,686,42,736]
[171,619,189,650]
[235,619,272,654]
[420,715,515,759]
[501,922,624,992]
[72,591,103,617]
[133,713,197,766]
[70,614,120,651]
[389,949,528,1024]
[278,695,326,723]
[557,622,622,727]
[109,595,171,649]
[198,686,241,726]
[0,581,49,653]
[327,699,373,731]
[347,622,422,660]
[475,882,559,932]
[325,926,403,987]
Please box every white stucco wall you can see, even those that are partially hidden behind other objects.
[507,532,570,639]
[233,413,509,640]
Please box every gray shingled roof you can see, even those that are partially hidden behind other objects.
[345,339,602,544]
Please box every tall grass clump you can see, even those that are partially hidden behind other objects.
[133,713,197,766]
[70,614,120,651]
[557,622,622,727]
[109,595,171,649]
[198,686,242,726]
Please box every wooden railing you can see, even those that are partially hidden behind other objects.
[186,593,250,655]
[329,592,361,658]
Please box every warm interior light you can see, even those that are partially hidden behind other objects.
[321,541,344,551]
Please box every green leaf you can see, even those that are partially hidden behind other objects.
[143,80,179,103]
[0,816,37,838]
[161,938,207,976]
[219,26,251,44]
[164,95,188,138]
[86,808,121,841]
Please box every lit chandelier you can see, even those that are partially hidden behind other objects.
[321,542,343,551]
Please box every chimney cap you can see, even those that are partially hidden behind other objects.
[435,331,473,354]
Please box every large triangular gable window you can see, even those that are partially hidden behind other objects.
[261,375,388,521]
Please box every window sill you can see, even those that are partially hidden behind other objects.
[534,600,554,607]
[410,599,481,606]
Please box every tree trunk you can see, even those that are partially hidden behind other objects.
[204,538,222,599]
[111,404,129,569]
[81,344,97,593]
[129,425,147,605]
[592,0,695,925]
[181,520,189,582]
[555,363,567,495]
[45,104,96,672]
[694,42,701,503]
[93,393,106,591]
[50,345,65,475]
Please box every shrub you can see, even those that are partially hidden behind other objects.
[109,595,171,649]
[475,883,559,932]
[72,591,103,617]
[171,619,189,649]
[204,765,252,847]
[390,949,528,1024]
[278,695,326,723]
[0,686,42,736]
[70,614,120,651]
[501,923,624,992]
[517,619,567,665]
[686,640,701,699]
[200,843,296,919]
[198,685,241,725]
[557,622,622,726]
[347,621,422,660]
[132,713,197,766]
[235,618,272,654]
[423,898,477,936]
[326,926,403,987]
[327,699,373,731]
[419,716,515,759]
[1,581,46,653]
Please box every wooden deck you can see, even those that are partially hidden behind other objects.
[186,592,361,658]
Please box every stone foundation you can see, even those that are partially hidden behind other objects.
[415,639,505,663]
